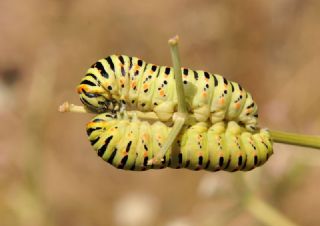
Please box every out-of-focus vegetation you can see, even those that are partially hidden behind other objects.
[0,0,320,226]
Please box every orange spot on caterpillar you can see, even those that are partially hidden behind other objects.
[131,81,136,88]
[235,102,241,109]
[143,134,149,140]
[143,151,148,157]
[86,122,96,127]
[87,121,108,128]
[143,83,148,89]
[159,89,165,97]
[219,98,225,105]
[202,92,207,97]
[76,85,85,94]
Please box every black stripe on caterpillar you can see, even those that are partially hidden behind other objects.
[78,55,259,131]
[86,113,273,171]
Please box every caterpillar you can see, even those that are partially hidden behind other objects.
[77,55,259,131]
[59,37,320,173]
[86,113,273,171]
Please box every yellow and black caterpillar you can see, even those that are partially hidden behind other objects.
[78,55,258,131]
[87,113,272,171]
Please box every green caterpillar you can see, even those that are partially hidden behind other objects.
[86,113,272,171]
[78,55,258,131]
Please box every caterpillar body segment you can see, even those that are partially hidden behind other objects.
[78,55,259,130]
[86,113,273,171]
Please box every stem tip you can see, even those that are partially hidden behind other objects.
[168,35,179,45]
[58,102,70,113]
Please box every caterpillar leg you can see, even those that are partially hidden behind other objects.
[148,36,188,165]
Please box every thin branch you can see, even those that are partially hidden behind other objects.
[245,194,299,226]
[147,114,186,165]
[59,102,160,121]
[59,101,91,113]
[168,35,188,114]
[234,174,300,226]
[147,36,189,165]
[269,129,320,150]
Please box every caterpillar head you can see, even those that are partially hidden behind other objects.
[77,83,121,113]
[77,58,123,113]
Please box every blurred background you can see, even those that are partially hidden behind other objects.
[1,0,320,225]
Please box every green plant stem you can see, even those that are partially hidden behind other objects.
[151,115,185,162]
[245,194,299,226]
[168,35,187,114]
[147,36,188,165]
[270,129,320,149]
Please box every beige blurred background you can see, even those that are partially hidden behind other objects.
[1,0,320,226]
